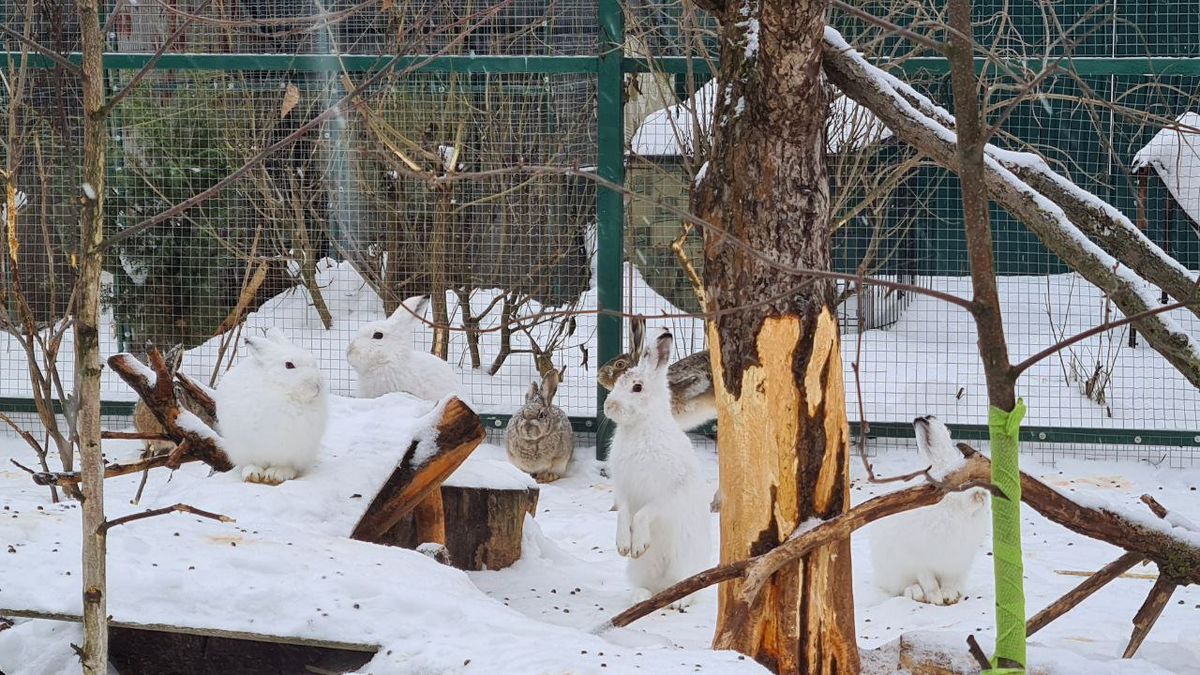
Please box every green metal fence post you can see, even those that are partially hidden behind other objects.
[595,0,625,460]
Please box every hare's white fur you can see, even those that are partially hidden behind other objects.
[215,330,328,483]
[869,416,989,605]
[347,296,462,402]
[605,331,711,607]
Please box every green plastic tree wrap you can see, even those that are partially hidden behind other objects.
[989,398,1028,673]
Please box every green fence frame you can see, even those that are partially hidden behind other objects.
[4,37,1200,455]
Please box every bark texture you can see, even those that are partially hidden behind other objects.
[693,1,857,672]
[441,484,539,571]
[75,0,109,670]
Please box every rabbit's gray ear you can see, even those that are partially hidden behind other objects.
[541,368,560,404]
[629,316,645,367]
[526,380,541,403]
[243,336,270,360]
[652,331,673,371]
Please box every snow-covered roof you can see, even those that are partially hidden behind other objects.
[628,79,893,158]
[1132,111,1200,227]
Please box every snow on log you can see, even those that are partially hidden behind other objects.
[108,348,233,472]
[351,396,486,543]
[821,28,1200,390]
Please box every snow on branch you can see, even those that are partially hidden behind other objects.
[821,27,1200,390]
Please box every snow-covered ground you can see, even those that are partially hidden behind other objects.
[3,260,1196,439]
[1,422,1197,674]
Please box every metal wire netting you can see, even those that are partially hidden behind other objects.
[622,1,1200,455]
[1,0,1199,462]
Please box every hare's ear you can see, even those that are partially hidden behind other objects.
[526,380,541,403]
[629,316,646,367]
[262,327,293,346]
[651,331,673,371]
[389,295,430,327]
[541,368,560,404]
[243,336,272,361]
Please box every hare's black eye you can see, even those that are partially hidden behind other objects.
[285,362,296,370]
[372,331,384,340]
[616,359,626,369]
[632,383,643,393]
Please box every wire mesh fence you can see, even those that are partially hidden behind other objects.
[2,0,1199,462]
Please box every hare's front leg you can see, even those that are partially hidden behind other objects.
[616,498,633,557]
[630,504,656,559]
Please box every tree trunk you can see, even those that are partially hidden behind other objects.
[692,1,857,672]
[75,0,109,670]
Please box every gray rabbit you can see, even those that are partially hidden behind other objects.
[506,368,574,483]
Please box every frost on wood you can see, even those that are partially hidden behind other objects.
[821,27,1200,389]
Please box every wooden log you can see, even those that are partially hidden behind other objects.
[441,484,540,571]
[351,398,485,542]
[412,490,447,546]
[108,348,233,472]
[1027,552,1145,637]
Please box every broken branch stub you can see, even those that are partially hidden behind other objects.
[108,349,233,472]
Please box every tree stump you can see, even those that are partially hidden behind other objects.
[441,484,540,571]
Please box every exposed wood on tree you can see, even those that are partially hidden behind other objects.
[440,484,540,571]
[351,398,485,542]
[689,0,856,671]
[108,348,234,472]
[75,0,109,668]
[821,33,1200,389]
[1026,552,1145,637]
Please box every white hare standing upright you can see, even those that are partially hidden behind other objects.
[605,330,711,607]
[869,415,990,605]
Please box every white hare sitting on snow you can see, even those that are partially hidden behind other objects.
[215,330,328,485]
[605,330,711,608]
[346,295,462,402]
[869,415,990,605]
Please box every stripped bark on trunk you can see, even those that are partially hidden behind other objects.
[691,0,857,671]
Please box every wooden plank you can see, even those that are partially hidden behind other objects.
[351,397,485,542]
[0,608,379,653]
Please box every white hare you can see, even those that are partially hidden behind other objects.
[605,330,711,607]
[869,415,990,605]
[346,295,462,402]
[215,330,328,485]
